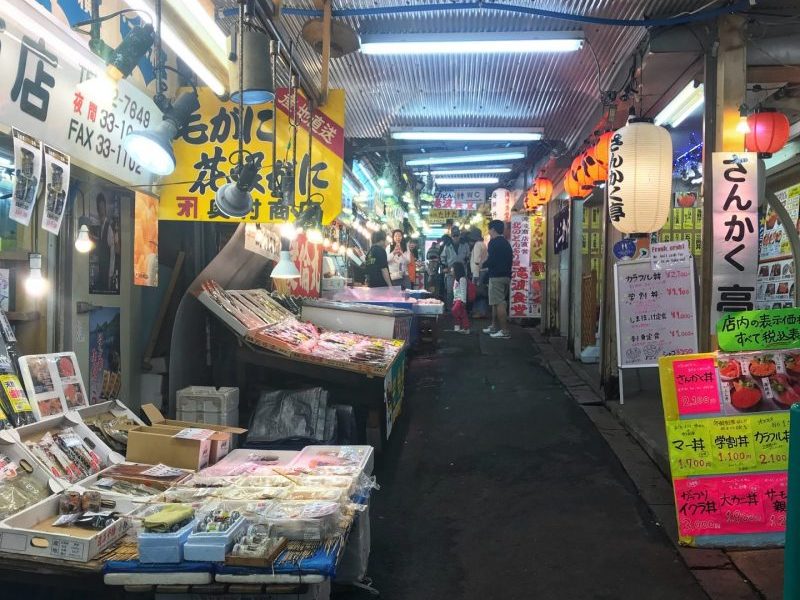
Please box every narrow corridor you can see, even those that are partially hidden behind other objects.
[346,323,707,599]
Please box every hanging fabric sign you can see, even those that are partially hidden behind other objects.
[41,145,70,234]
[711,152,759,334]
[530,213,546,318]
[158,87,345,224]
[553,206,570,253]
[509,214,532,318]
[10,128,42,226]
[133,193,159,287]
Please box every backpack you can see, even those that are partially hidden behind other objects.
[467,279,477,303]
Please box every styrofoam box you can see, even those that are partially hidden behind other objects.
[137,517,196,564]
[177,387,239,427]
[183,515,248,562]
[0,493,134,562]
[5,413,125,485]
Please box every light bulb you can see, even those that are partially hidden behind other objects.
[280,221,297,240]
[307,228,323,244]
[76,74,117,109]
[332,241,340,252]
[74,224,95,253]
[736,115,751,134]
[323,238,331,249]
[338,245,346,256]
[25,270,49,297]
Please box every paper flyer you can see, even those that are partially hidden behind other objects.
[41,145,70,234]
[10,128,42,226]
[18,352,89,420]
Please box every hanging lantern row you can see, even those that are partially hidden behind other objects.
[523,176,554,211]
[564,130,613,200]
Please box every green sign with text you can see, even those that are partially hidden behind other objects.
[717,308,800,351]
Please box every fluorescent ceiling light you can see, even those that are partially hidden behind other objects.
[654,81,704,128]
[361,31,584,55]
[121,0,226,95]
[170,0,227,55]
[391,127,542,142]
[429,167,512,176]
[434,177,499,185]
[405,148,526,167]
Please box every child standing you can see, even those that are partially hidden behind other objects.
[451,262,470,334]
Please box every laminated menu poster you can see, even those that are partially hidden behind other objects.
[18,353,89,420]
[614,258,698,367]
[659,349,797,547]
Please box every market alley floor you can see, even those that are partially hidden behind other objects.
[336,322,707,600]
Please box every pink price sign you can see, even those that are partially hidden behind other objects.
[674,472,787,537]
[673,358,722,415]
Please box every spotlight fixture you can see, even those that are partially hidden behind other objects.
[228,29,274,105]
[123,91,200,176]
[271,250,301,279]
[215,153,260,218]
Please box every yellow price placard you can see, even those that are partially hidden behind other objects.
[667,419,714,476]
[752,412,790,469]
[707,416,757,473]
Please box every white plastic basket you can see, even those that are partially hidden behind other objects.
[176,387,239,427]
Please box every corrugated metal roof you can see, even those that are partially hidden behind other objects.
[214,1,719,150]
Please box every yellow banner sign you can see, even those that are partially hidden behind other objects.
[159,88,344,224]
[427,208,459,224]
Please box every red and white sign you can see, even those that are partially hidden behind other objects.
[510,214,532,318]
[433,188,485,210]
[289,233,322,298]
[491,188,512,222]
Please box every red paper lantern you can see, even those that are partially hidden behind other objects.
[745,109,790,157]
[532,176,553,205]
[594,130,614,167]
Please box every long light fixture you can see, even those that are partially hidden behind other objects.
[654,81,704,128]
[391,127,542,142]
[405,148,526,167]
[361,31,584,55]
[428,167,512,176]
[120,0,226,95]
[434,176,499,185]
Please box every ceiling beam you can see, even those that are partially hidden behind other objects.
[748,65,800,84]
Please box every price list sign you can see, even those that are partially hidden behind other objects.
[614,259,698,367]
[659,348,795,547]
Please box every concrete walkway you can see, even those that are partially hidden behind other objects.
[338,323,708,599]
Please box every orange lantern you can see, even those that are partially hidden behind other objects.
[594,130,614,168]
[582,145,607,185]
[524,186,538,211]
[564,165,583,200]
[575,152,594,192]
[532,176,553,205]
[745,109,790,157]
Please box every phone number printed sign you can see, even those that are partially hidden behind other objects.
[659,350,796,546]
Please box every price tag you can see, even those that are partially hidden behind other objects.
[667,420,714,476]
[707,417,757,473]
[752,413,790,469]
[172,428,215,441]
[140,463,189,477]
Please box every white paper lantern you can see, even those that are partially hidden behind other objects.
[490,188,512,222]
[607,120,672,234]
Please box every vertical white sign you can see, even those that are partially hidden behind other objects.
[10,128,42,226]
[509,214,532,318]
[711,152,759,333]
[42,145,71,234]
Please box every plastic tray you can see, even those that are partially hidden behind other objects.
[288,446,374,476]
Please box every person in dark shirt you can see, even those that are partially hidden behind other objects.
[482,219,513,338]
[365,230,392,287]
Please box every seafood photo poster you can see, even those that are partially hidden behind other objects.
[89,307,121,404]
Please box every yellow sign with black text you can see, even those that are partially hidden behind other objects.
[158,88,344,224]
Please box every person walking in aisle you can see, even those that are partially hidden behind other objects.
[426,241,441,296]
[482,219,512,339]
[449,261,471,334]
[468,227,489,319]
[442,227,470,308]
[365,230,393,288]
[388,229,408,288]
[406,238,419,289]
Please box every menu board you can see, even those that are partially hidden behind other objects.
[614,259,698,367]
[757,182,799,309]
[18,353,89,420]
[659,349,797,546]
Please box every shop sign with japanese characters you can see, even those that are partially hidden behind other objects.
[0,2,159,188]
[432,188,485,210]
[711,152,759,335]
[659,346,798,546]
[427,208,460,225]
[553,206,569,254]
[717,308,800,352]
[159,87,345,224]
[509,214,532,318]
[614,259,698,367]
[529,214,546,318]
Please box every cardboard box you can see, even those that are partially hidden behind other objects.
[0,493,134,562]
[125,405,246,471]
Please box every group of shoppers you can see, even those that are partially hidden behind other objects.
[363,219,512,339]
